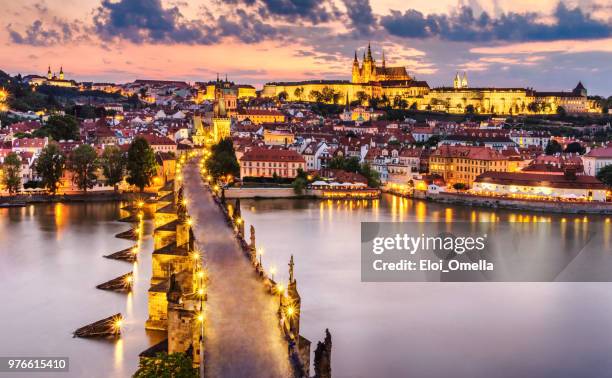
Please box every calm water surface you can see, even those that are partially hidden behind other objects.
[0,202,163,378]
[2,197,612,378]
[241,194,612,378]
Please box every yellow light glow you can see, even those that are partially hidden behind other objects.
[113,318,123,332]
[270,266,277,275]
[198,288,205,296]
[198,271,205,279]
[182,199,188,206]
[137,201,144,208]
[286,305,295,317]
[125,275,133,284]
[192,251,200,260]
[197,313,205,322]
[276,283,284,294]
[187,218,193,226]
[131,247,138,254]
[258,248,264,256]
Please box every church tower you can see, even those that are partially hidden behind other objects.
[351,51,361,83]
[461,72,468,88]
[453,72,460,89]
[381,48,386,69]
[362,43,375,83]
[59,66,64,80]
[47,66,52,80]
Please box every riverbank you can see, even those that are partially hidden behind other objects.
[224,186,612,214]
[415,191,612,215]
[225,186,380,199]
[0,191,156,204]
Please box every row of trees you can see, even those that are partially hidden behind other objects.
[1,137,157,195]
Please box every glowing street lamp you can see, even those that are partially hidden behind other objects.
[197,313,204,322]
[286,305,296,318]
[257,248,264,266]
[276,283,284,295]
[270,266,277,281]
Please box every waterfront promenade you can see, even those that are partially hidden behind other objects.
[182,162,291,378]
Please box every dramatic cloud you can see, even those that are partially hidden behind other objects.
[224,0,337,24]
[343,0,376,35]
[7,19,81,46]
[93,0,219,44]
[380,2,612,42]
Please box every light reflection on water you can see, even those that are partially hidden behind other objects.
[0,202,164,378]
[241,194,612,378]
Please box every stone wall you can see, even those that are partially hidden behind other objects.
[225,187,299,199]
[428,192,612,214]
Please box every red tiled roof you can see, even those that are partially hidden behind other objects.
[584,146,612,158]
[475,171,606,189]
[431,145,507,160]
[240,148,305,163]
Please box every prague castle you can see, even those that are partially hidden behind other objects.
[262,44,601,114]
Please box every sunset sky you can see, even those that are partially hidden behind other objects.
[2,0,612,95]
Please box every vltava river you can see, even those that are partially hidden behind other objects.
[0,202,163,377]
[1,197,612,377]
[241,194,612,378]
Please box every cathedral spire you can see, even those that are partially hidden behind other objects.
[382,48,386,68]
[367,42,372,61]
[354,50,358,64]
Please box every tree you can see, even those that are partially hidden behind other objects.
[360,162,381,188]
[309,90,323,102]
[35,142,66,194]
[40,115,80,141]
[321,87,337,103]
[294,87,304,101]
[596,165,612,188]
[556,106,566,116]
[100,145,126,190]
[355,91,369,105]
[564,141,585,154]
[465,104,475,114]
[126,137,157,192]
[291,168,309,195]
[277,91,288,102]
[545,140,563,155]
[2,152,21,194]
[205,138,240,180]
[69,144,99,192]
[133,352,197,378]
[453,182,468,191]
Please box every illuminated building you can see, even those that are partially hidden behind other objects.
[263,45,601,114]
[429,145,515,187]
[351,43,411,83]
[582,145,612,176]
[27,66,77,88]
[239,148,306,179]
[473,171,607,201]
[263,129,294,146]
[235,108,286,125]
